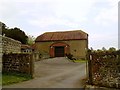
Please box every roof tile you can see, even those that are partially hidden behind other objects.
[35,30,88,42]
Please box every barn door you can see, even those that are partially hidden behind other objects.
[55,46,64,57]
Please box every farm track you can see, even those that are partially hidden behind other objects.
[3,57,87,88]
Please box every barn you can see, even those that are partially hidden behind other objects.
[34,30,88,59]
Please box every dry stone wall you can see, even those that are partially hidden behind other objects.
[88,50,120,89]
[1,35,21,53]
[2,53,34,76]
[1,36,34,76]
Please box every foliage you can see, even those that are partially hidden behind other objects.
[66,53,76,60]
[96,49,103,52]
[90,47,117,53]
[88,50,120,88]
[102,47,106,51]
[65,53,76,63]
[108,47,116,52]
[1,22,28,44]
[27,35,35,45]
[2,72,32,85]
[66,53,73,60]
[90,47,94,51]
[0,22,7,34]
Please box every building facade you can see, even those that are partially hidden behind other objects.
[34,30,88,59]
[21,44,33,53]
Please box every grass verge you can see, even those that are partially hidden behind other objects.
[2,72,32,86]
[74,59,87,63]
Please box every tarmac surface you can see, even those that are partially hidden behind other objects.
[3,57,87,88]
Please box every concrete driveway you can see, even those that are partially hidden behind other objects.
[3,57,87,88]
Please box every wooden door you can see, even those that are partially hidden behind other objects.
[55,46,64,57]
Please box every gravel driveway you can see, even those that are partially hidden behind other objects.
[3,57,87,88]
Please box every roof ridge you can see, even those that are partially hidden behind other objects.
[45,30,86,33]
[35,30,88,42]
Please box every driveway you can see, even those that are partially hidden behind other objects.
[3,57,87,88]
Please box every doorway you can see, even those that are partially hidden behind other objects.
[55,46,65,57]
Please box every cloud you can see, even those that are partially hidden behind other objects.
[54,0,94,21]
[94,7,117,26]
[94,0,118,26]
[27,0,98,29]
[27,0,118,28]
[0,0,55,3]
[29,17,79,28]
[0,0,118,49]
[90,32,118,49]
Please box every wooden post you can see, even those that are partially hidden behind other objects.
[87,50,93,85]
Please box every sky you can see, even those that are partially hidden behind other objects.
[0,0,119,50]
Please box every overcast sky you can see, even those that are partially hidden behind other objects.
[0,0,119,49]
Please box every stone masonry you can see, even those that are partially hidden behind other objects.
[0,35,21,73]
[1,35,21,53]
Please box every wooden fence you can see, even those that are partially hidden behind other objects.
[2,53,34,77]
[87,50,120,88]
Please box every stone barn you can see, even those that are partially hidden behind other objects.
[34,30,88,59]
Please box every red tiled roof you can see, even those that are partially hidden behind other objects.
[35,30,88,42]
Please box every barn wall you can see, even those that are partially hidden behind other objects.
[66,40,88,59]
[35,40,88,59]
[35,42,53,59]
[35,42,53,53]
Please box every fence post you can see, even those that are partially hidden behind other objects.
[30,54,34,78]
[87,50,93,85]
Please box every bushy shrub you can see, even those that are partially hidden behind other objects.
[65,53,76,60]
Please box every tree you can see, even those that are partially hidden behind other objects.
[1,22,28,44]
[6,27,28,44]
[108,47,116,52]
[1,22,7,35]
[102,47,106,51]
[27,35,35,45]
[90,47,94,51]
[96,49,102,52]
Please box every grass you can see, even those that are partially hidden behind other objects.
[2,72,32,86]
[74,59,87,63]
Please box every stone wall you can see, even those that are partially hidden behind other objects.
[1,35,21,53]
[0,35,2,72]
[2,53,34,76]
[88,50,120,89]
